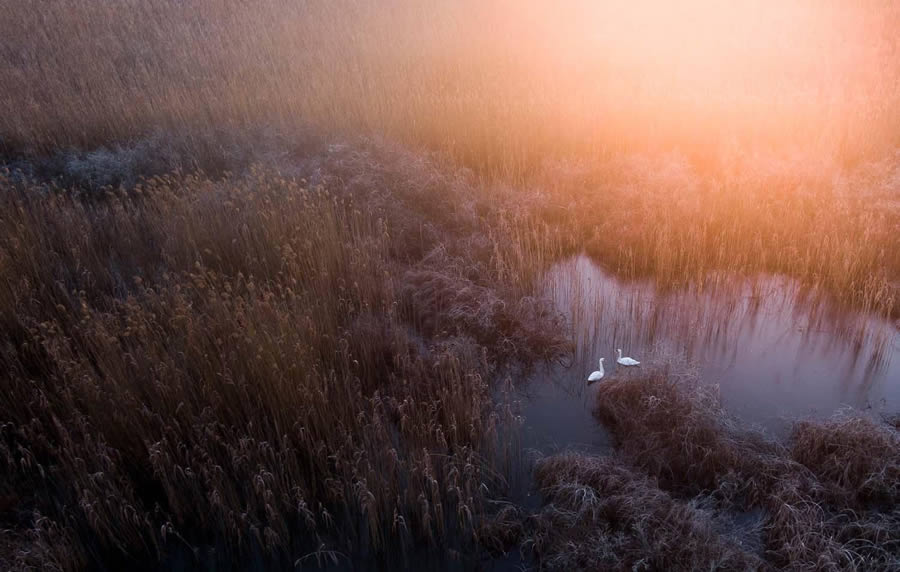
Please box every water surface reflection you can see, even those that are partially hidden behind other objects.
[519,256,899,449]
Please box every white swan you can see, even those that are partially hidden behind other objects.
[587,358,605,382]
[616,349,640,366]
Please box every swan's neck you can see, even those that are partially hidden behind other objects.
[598,362,604,374]
[617,349,622,358]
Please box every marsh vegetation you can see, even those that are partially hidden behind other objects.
[1,1,899,570]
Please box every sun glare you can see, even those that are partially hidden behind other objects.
[532,1,876,94]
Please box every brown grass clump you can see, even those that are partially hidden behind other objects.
[791,415,900,508]
[529,453,765,571]
[587,370,900,571]
[401,262,567,364]
[592,370,791,502]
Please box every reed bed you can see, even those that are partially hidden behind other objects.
[0,143,568,570]
[2,1,898,171]
[526,369,900,571]
[2,1,897,317]
[530,453,765,570]
[529,152,900,318]
[1,1,899,569]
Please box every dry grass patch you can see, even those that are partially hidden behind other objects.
[529,453,765,571]
[0,144,568,569]
[792,415,900,508]
[581,369,900,570]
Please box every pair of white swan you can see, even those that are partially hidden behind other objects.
[587,349,640,382]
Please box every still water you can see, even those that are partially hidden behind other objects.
[518,255,900,451]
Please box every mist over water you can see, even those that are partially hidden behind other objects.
[520,255,900,450]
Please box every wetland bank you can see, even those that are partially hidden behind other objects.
[2,1,900,570]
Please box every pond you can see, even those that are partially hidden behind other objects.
[517,255,900,452]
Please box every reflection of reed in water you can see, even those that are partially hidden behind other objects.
[543,255,899,414]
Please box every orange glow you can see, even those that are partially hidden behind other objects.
[2,0,897,163]
[421,0,899,160]
[492,1,887,95]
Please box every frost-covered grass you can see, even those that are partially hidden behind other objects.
[523,369,900,571]
[1,1,899,569]
[0,142,568,570]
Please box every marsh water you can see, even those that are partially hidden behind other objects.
[517,255,900,453]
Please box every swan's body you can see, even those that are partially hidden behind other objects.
[587,358,605,382]
[616,349,640,367]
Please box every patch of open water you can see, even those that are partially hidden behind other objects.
[518,255,900,452]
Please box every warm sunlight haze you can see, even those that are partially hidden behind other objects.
[1,1,898,570]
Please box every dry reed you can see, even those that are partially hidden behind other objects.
[0,143,567,569]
